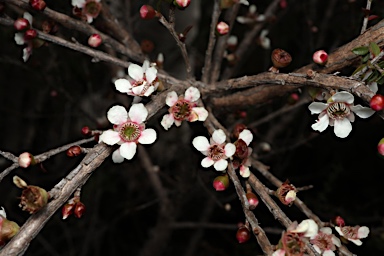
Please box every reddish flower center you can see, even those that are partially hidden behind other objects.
[208,144,226,161]
[311,232,334,251]
[282,232,305,256]
[341,226,359,240]
[84,0,101,18]
[118,121,143,142]
[327,102,350,120]
[170,99,193,121]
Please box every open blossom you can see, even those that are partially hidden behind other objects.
[310,227,341,256]
[161,87,208,130]
[335,225,369,246]
[290,219,319,239]
[14,12,33,62]
[71,0,101,23]
[192,129,236,171]
[99,104,157,163]
[115,60,159,97]
[308,91,375,138]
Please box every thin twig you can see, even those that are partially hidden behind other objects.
[361,0,373,34]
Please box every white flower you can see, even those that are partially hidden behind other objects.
[335,225,369,246]
[192,129,236,171]
[115,60,159,97]
[308,91,375,138]
[71,0,101,24]
[290,219,318,239]
[0,206,6,218]
[161,87,208,130]
[99,103,157,162]
[310,227,341,256]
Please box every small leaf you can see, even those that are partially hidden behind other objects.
[362,53,370,63]
[352,64,367,76]
[378,60,384,68]
[352,46,369,56]
[377,75,384,85]
[369,42,381,57]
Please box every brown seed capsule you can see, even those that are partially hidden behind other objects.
[271,48,292,69]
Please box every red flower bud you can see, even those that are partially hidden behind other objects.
[213,175,229,191]
[14,18,30,31]
[24,29,37,40]
[313,50,328,65]
[173,0,191,9]
[74,202,86,218]
[66,146,83,157]
[216,21,229,35]
[88,34,102,48]
[81,126,91,136]
[29,0,46,11]
[234,139,249,159]
[62,202,75,220]
[236,226,251,243]
[370,94,384,111]
[332,216,345,227]
[140,5,157,20]
[246,192,259,210]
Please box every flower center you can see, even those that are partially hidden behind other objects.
[341,226,359,240]
[85,1,101,17]
[118,122,142,142]
[208,144,226,161]
[327,102,350,119]
[312,232,333,251]
[171,99,193,121]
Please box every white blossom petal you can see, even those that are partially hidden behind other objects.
[14,33,25,45]
[212,129,226,144]
[332,91,354,104]
[128,64,144,81]
[112,149,125,163]
[184,87,200,102]
[201,157,214,168]
[161,114,175,130]
[311,114,329,132]
[86,15,93,24]
[128,103,148,124]
[175,120,182,126]
[313,245,322,254]
[214,159,228,171]
[145,67,158,84]
[272,249,286,256]
[335,227,343,236]
[0,206,6,218]
[350,105,375,118]
[349,238,362,246]
[357,226,370,238]
[332,235,341,247]
[107,105,128,125]
[23,12,33,25]
[291,219,318,238]
[115,78,132,93]
[138,128,157,144]
[22,47,32,62]
[131,84,145,96]
[334,118,352,138]
[323,250,335,256]
[239,129,253,145]
[320,227,332,235]
[192,136,210,152]
[368,82,378,93]
[143,86,155,97]
[119,142,137,160]
[192,107,208,121]
[99,130,120,145]
[71,0,85,8]
[224,143,236,157]
[166,91,178,107]
[240,165,250,178]
[308,102,328,114]
[142,60,150,72]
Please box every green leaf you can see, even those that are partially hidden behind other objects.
[352,46,369,56]
[362,53,370,63]
[351,64,367,76]
[377,75,384,85]
[369,42,381,57]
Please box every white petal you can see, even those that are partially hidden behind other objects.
[291,219,318,238]
[175,120,182,126]
[332,235,341,247]
[239,0,249,5]
[145,67,158,84]
[115,78,132,93]
[334,118,352,138]
[308,102,328,114]
[128,103,148,124]
[166,91,178,107]
[119,142,137,160]
[132,84,145,96]
[184,87,200,102]
[212,129,226,144]
[161,114,175,130]
[335,227,343,236]
[357,226,370,238]
[368,82,378,93]
[192,136,210,152]
[201,157,214,168]
[224,143,236,157]
[143,86,155,96]
[349,238,362,246]
[323,250,335,256]
[320,227,332,235]
[86,15,93,24]
[22,47,32,62]
[142,60,150,71]
[71,0,85,8]
[107,105,128,125]
[0,206,6,218]
[312,245,322,254]
[240,165,250,178]
[14,33,25,45]
[112,149,125,163]
[214,159,228,171]
[99,130,120,145]
[311,114,329,132]
[138,128,157,144]
[332,91,354,104]
[23,12,33,25]
[272,249,286,256]
[350,105,375,118]
[128,63,144,81]
[239,129,253,145]
[192,107,209,121]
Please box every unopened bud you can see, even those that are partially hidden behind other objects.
[14,18,30,31]
[216,21,229,35]
[29,0,46,11]
[332,216,345,227]
[24,29,37,40]
[270,48,292,72]
[66,146,83,157]
[234,139,249,159]
[313,50,328,65]
[246,192,259,210]
[88,34,102,48]
[213,174,229,191]
[378,138,384,156]
[236,226,251,243]
[74,201,86,218]
[62,202,75,220]
[370,94,384,111]
[173,0,191,10]
[81,126,91,136]
[140,5,157,20]
[18,152,36,168]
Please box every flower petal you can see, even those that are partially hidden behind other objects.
[143,86,155,97]
[350,105,375,118]
[349,238,362,246]
[128,63,144,81]
[334,118,352,138]
[212,129,226,144]
[308,102,327,114]
[99,130,120,145]
[357,226,370,239]
[201,157,214,168]
[161,114,175,130]
[112,149,125,163]
[214,159,228,171]
[192,136,210,152]
[184,87,200,102]
[291,219,318,238]
[107,105,128,125]
[128,103,148,124]
[332,91,354,104]
[192,107,209,121]
[138,128,157,144]
[311,114,329,132]
[323,250,336,256]
[224,143,236,157]
[239,129,253,145]
[23,12,33,25]
[240,165,250,178]
[14,33,25,45]
[71,0,85,8]
[145,67,158,84]
[119,142,137,160]
[131,84,145,96]
[166,91,178,107]
[115,78,132,93]
[22,47,32,62]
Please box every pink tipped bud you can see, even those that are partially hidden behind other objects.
[213,175,229,191]
[81,126,91,136]
[140,5,157,20]
[332,216,345,227]
[62,202,75,220]
[370,94,384,111]
[236,226,251,243]
[29,0,46,11]
[216,21,229,35]
[313,50,328,65]
[18,152,35,168]
[14,18,30,31]
[173,0,191,9]
[88,34,102,48]
[24,29,37,40]
[246,192,259,210]
[74,202,86,218]
[378,138,384,156]
[66,146,83,157]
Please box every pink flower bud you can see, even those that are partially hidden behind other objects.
[174,0,191,9]
[140,5,157,20]
[14,18,30,31]
[62,202,75,220]
[18,152,35,168]
[236,226,250,243]
[378,138,384,156]
[313,50,328,65]
[213,175,229,191]
[332,216,345,227]
[74,201,86,218]
[24,29,37,40]
[216,21,229,35]
[370,94,384,111]
[246,192,259,210]
[29,0,46,11]
[88,34,102,47]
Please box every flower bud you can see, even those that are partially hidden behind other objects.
[24,29,37,40]
[313,50,328,65]
[0,215,20,246]
[81,126,91,136]
[88,34,102,48]
[213,174,229,191]
[14,18,30,31]
[29,0,46,11]
[370,94,384,111]
[140,5,157,20]
[66,146,83,157]
[378,138,384,156]
[74,201,86,218]
[332,216,345,227]
[173,0,191,10]
[270,48,292,73]
[62,202,75,220]
[84,1,101,20]
[246,192,259,210]
[18,152,36,168]
[216,21,229,36]
[276,180,297,206]
[236,226,251,243]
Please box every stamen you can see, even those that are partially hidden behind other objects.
[208,144,225,161]
[119,122,141,142]
[327,102,350,119]
[171,99,192,121]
